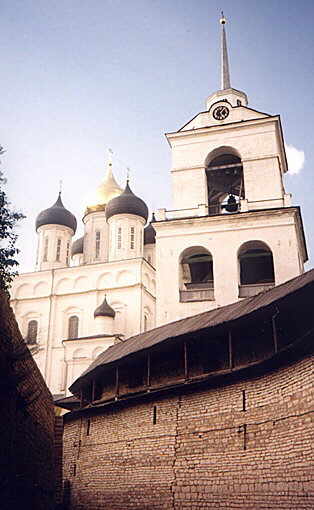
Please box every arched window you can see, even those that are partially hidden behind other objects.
[66,241,70,265]
[130,226,135,250]
[56,238,61,261]
[179,247,214,302]
[117,227,122,250]
[206,147,244,215]
[238,241,275,297]
[26,320,38,344]
[68,315,79,339]
[43,237,49,262]
[95,231,101,259]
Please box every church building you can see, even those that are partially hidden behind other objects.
[10,14,307,399]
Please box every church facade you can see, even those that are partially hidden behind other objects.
[10,14,307,398]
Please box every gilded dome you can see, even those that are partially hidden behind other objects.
[85,164,123,215]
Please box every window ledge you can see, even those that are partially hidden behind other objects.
[180,289,215,302]
[239,283,274,298]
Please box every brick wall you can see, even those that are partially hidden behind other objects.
[63,352,314,509]
[0,291,56,510]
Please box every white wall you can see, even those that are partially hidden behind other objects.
[168,109,287,212]
[108,214,145,262]
[36,224,74,271]
[155,208,305,326]
[11,257,156,396]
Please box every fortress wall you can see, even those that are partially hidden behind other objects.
[63,352,314,509]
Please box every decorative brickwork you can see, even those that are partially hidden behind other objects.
[63,353,314,509]
[0,291,56,510]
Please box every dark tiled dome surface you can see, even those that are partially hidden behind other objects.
[94,296,116,318]
[106,182,148,222]
[71,236,84,256]
[144,223,156,244]
[36,193,77,233]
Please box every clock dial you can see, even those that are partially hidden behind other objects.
[213,105,229,120]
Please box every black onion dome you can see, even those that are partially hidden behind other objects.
[106,181,148,222]
[94,296,116,319]
[144,222,156,244]
[71,236,84,256]
[36,193,77,233]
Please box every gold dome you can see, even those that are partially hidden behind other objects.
[85,163,123,215]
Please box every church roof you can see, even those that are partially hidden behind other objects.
[94,296,115,318]
[144,218,156,244]
[85,163,123,215]
[70,268,314,395]
[106,181,149,222]
[71,236,84,256]
[36,193,77,233]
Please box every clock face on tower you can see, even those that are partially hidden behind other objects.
[213,105,229,120]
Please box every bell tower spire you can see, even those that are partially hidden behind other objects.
[220,12,231,90]
[206,12,248,110]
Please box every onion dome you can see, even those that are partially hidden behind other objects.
[36,192,77,233]
[144,215,156,244]
[94,296,115,319]
[71,236,84,256]
[106,181,148,222]
[85,163,123,215]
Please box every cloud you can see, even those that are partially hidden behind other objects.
[285,144,305,175]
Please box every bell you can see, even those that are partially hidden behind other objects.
[225,194,238,213]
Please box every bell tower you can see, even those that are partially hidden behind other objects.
[154,14,307,327]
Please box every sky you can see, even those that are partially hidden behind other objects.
[1,0,314,273]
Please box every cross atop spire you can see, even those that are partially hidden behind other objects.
[107,147,113,167]
[220,11,231,90]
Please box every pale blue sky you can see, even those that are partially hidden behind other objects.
[1,0,313,272]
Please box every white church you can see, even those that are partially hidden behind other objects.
[10,15,307,399]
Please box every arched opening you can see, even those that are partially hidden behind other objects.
[144,315,148,332]
[68,315,79,339]
[179,247,214,302]
[238,241,275,297]
[206,147,244,215]
[26,320,38,344]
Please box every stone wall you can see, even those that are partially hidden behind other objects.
[0,291,56,510]
[63,352,314,509]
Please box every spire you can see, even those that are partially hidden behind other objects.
[106,148,114,178]
[220,12,231,90]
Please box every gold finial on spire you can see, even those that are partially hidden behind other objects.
[126,167,130,183]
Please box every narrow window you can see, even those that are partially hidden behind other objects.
[68,315,79,339]
[66,241,70,264]
[86,418,91,436]
[152,405,157,425]
[117,227,122,250]
[43,237,48,262]
[130,226,135,250]
[27,320,38,344]
[242,390,246,411]
[95,231,101,259]
[144,315,148,332]
[56,238,61,261]
[36,242,39,266]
